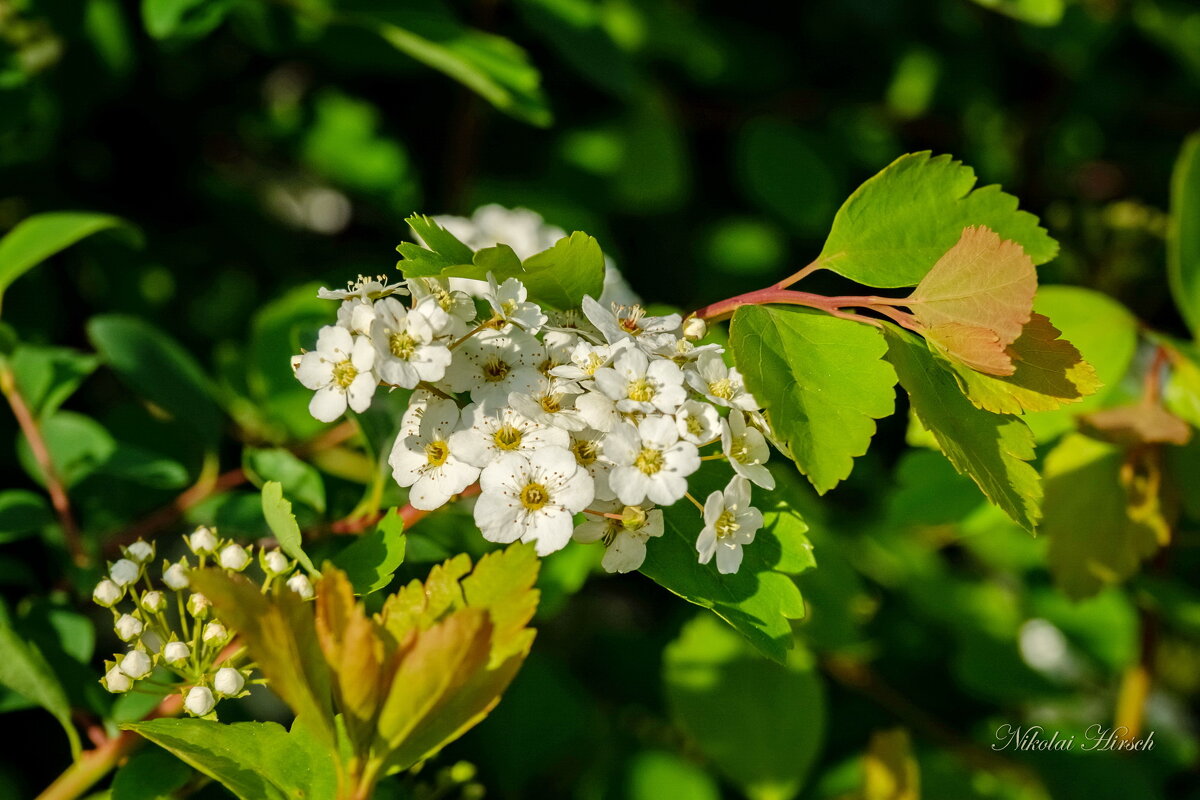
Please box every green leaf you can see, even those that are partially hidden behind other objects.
[1168,131,1200,338]
[9,345,99,420]
[626,750,721,800]
[817,152,1058,288]
[0,599,80,757]
[736,118,840,235]
[663,614,825,800]
[512,0,639,98]
[101,443,190,489]
[332,508,406,595]
[0,490,52,543]
[883,326,1042,531]
[123,719,337,800]
[401,213,476,273]
[730,306,897,493]
[111,746,192,800]
[244,447,326,513]
[16,411,115,488]
[247,283,330,441]
[260,481,316,575]
[141,0,233,40]
[518,232,605,310]
[87,315,222,446]
[0,212,135,311]
[968,0,1065,26]
[640,482,815,662]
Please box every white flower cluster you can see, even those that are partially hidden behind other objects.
[92,526,313,717]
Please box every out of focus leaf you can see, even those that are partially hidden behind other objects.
[626,750,721,800]
[612,91,689,212]
[111,746,192,800]
[514,0,639,97]
[818,152,1057,288]
[244,447,326,513]
[123,719,337,800]
[16,410,114,488]
[0,490,52,543]
[248,284,329,441]
[1077,400,1192,447]
[862,728,920,800]
[141,0,233,40]
[260,481,317,574]
[332,508,406,594]
[969,0,1065,26]
[736,118,839,235]
[663,614,825,800]
[0,599,80,757]
[101,443,189,489]
[1167,131,1200,336]
[731,305,897,494]
[9,345,99,420]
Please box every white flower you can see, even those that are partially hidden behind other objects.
[604,417,700,506]
[218,544,251,572]
[317,274,406,302]
[261,548,290,576]
[93,579,123,608]
[581,295,681,350]
[441,329,542,411]
[335,297,377,336]
[295,325,377,422]
[484,275,547,333]
[568,428,615,501]
[697,476,763,574]
[109,558,141,587]
[186,526,218,556]
[474,449,594,556]
[163,641,191,664]
[389,395,481,510]
[119,650,153,679]
[687,352,760,411]
[508,379,588,431]
[682,316,707,340]
[448,404,571,469]
[214,667,246,697]
[185,686,216,716]
[287,573,314,599]
[432,204,564,259]
[163,559,189,590]
[103,665,132,693]
[550,339,627,382]
[721,411,775,490]
[202,622,228,645]
[140,590,167,614]
[369,297,454,388]
[573,501,664,573]
[592,348,687,414]
[649,336,722,366]
[574,389,619,433]
[406,277,477,336]
[538,330,581,376]
[675,399,721,445]
[600,261,640,307]
[124,540,154,564]
[187,593,211,619]
[115,614,144,643]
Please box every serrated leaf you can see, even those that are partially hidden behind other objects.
[460,542,540,663]
[730,305,897,493]
[945,313,1100,413]
[401,213,476,274]
[1168,131,1200,338]
[260,481,316,574]
[518,231,605,310]
[438,244,523,283]
[0,599,80,757]
[883,326,1042,531]
[122,719,337,800]
[818,152,1057,288]
[331,508,406,595]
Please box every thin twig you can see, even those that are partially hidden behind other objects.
[329,483,482,535]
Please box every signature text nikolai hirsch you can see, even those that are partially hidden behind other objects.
[992,724,1155,752]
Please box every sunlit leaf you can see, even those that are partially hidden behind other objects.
[332,508,406,595]
[1168,131,1200,337]
[260,481,317,574]
[244,447,326,513]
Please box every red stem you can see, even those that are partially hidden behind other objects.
[330,483,482,534]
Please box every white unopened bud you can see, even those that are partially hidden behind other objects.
[218,543,251,571]
[163,641,191,665]
[185,686,216,716]
[109,559,141,587]
[213,667,245,697]
[187,593,210,619]
[140,630,164,653]
[163,560,189,590]
[262,548,289,576]
[202,621,228,645]
[114,614,144,642]
[187,526,218,556]
[119,650,153,679]
[139,590,167,614]
[93,579,123,608]
[286,574,314,600]
[682,316,707,340]
[125,540,154,564]
[103,665,132,693]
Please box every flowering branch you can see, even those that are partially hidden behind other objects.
[330,483,483,534]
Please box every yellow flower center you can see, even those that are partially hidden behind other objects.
[616,304,647,334]
[627,378,656,403]
[571,438,598,467]
[389,330,417,359]
[635,447,664,475]
[584,353,605,375]
[425,440,450,467]
[502,299,519,317]
[730,436,752,464]
[493,425,523,450]
[715,509,740,538]
[520,482,550,511]
[332,360,357,388]
[540,393,563,413]
[685,414,704,436]
[709,378,734,400]
[482,355,511,382]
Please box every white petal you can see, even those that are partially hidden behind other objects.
[309,385,347,422]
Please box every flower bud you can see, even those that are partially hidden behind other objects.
[109,558,141,587]
[103,665,133,693]
[218,543,251,572]
[621,505,649,530]
[202,621,228,645]
[185,686,216,716]
[124,540,154,564]
[163,560,190,590]
[682,316,707,341]
[163,641,191,665]
[140,630,164,653]
[286,573,314,600]
[119,650,153,679]
[114,614,144,642]
[93,579,124,608]
[187,526,218,556]
[213,667,245,697]
[139,590,167,614]
[187,593,211,619]
[261,548,290,576]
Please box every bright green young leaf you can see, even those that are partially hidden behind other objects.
[1168,131,1200,337]
[640,476,815,662]
[260,481,316,575]
[0,490,52,543]
[730,306,897,494]
[518,231,605,310]
[0,212,135,312]
[9,345,99,420]
[111,746,192,800]
[87,315,222,445]
[400,213,477,275]
[883,326,1042,531]
[332,508,406,595]
[817,152,1057,288]
[244,447,326,513]
[626,750,721,800]
[437,244,523,283]
[0,599,80,757]
[460,542,541,663]
[1043,435,1162,600]
[123,719,337,800]
[663,614,826,800]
